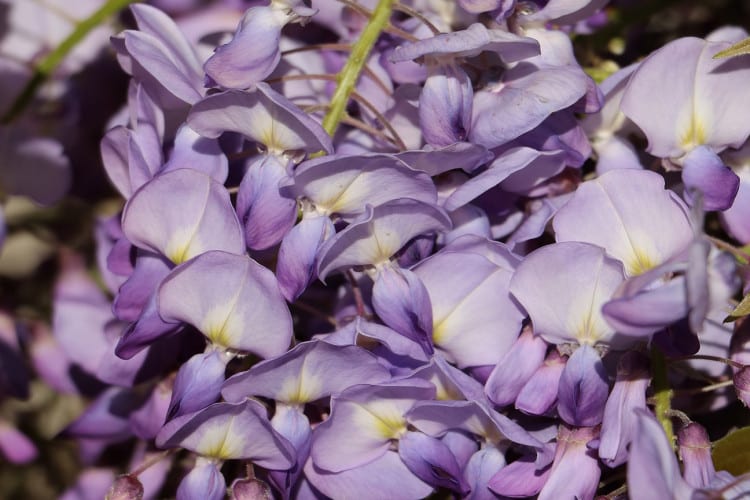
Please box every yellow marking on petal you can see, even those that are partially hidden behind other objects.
[680,114,706,150]
[626,248,656,276]
[202,305,236,348]
[432,321,447,345]
[279,375,324,404]
[165,226,198,265]
[198,419,245,460]
[354,400,408,440]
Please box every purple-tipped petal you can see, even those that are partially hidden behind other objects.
[236,155,298,250]
[158,251,292,356]
[121,169,244,265]
[682,146,740,211]
[628,410,693,499]
[204,6,287,89]
[488,453,551,497]
[176,460,226,500]
[598,350,650,467]
[398,431,469,495]
[418,65,473,146]
[276,214,334,301]
[167,350,228,420]
[557,344,609,427]
[372,267,434,355]
[515,350,566,416]
[537,426,601,500]
[678,422,716,489]
[485,327,548,407]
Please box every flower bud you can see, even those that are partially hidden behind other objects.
[230,477,273,500]
[677,422,716,488]
[733,365,750,406]
[105,475,144,500]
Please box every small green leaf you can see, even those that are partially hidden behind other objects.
[714,37,750,59]
[724,293,750,323]
[712,427,750,475]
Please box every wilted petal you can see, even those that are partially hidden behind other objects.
[678,422,716,489]
[158,251,292,356]
[121,169,244,265]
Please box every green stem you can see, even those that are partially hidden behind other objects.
[321,0,394,137]
[651,345,675,449]
[1,0,139,124]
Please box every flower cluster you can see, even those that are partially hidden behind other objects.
[3,0,750,499]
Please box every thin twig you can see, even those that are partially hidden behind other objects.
[282,43,353,56]
[350,91,407,151]
[393,2,441,34]
[336,0,418,41]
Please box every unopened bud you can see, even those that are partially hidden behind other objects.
[733,365,750,407]
[105,475,144,500]
[230,477,273,500]
[677,422,715,488]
